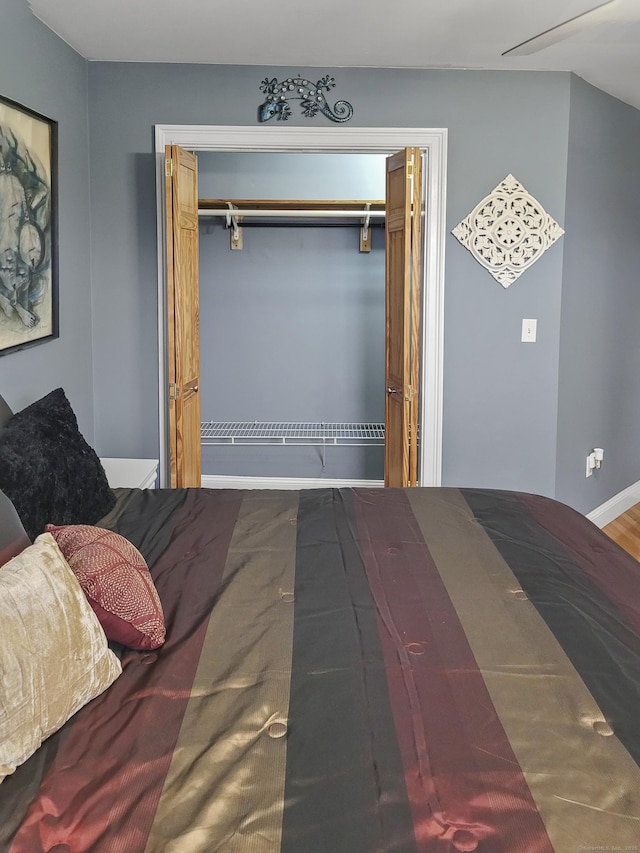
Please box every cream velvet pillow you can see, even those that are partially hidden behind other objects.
[0,533,122,783]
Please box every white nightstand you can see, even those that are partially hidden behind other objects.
[100,458,159,490]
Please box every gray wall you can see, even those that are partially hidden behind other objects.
[199,223,385,479]
[198,224,385,423]
[198,151,387,199]
[556,77,640,513]
[4,8,637,512]
[0,0,94,437]
[87,63,571,498]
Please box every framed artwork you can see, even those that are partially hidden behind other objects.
[0,94,58,355]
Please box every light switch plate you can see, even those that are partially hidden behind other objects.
[521,318,537,343]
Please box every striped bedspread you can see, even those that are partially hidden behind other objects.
[2,486,640,852]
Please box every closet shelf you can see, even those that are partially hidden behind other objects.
[198,198,384,251]
[198,198,385,218]
[201,421,385,446]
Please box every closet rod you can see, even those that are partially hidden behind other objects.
[198,208,386,219]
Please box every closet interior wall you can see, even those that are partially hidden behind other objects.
[197,152,387,481]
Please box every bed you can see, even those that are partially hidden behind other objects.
[1,389,639,852]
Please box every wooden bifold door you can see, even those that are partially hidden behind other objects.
[165,145,201,488]
[384,147,423,487]
[165,145,423,488]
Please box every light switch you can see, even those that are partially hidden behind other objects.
[521,318,537,343]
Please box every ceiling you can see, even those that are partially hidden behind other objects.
[27,0,640,111]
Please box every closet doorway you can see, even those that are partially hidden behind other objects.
[156,126,447,489]
[196,151,389,488]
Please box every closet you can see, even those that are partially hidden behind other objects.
[196,152,388,484]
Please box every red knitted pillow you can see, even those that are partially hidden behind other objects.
[45,524,165,651]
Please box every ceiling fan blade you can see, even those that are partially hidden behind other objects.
[502,0,620,56]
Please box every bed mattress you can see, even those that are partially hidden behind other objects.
[2,485,640,852]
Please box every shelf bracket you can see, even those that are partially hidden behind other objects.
[225,202,243,250]
[321,423,326,468]
[360,203,372,253]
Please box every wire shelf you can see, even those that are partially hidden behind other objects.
[201,421,385,446]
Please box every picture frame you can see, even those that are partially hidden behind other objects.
[0,94,58,356]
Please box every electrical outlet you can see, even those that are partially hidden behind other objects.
[586,448,604,477]
[521,318,537,343]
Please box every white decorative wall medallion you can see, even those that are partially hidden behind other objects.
[452,174,564,288]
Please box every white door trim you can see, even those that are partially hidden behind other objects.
[155,125,447,487]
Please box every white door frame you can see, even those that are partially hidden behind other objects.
[154,124,447,487]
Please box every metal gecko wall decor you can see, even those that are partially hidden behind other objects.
[258,75,354,123]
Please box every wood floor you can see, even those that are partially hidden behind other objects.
[602,503,640,561]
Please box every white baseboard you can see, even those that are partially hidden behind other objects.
[586,479,640,528]
[201,474,385,490]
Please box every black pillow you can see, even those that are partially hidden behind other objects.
[0,388,116,540]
